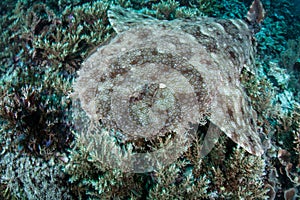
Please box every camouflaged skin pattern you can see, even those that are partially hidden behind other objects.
[73,6,263,156]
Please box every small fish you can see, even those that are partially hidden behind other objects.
[247,0,266,24]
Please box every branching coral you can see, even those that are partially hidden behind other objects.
[147,160,210,200]
[0,0,112,75]
[0,1,116,198]
[64,113,146,199]
[32,1,112,72]
[0,64,73,157]
[185,133,269,199]
[0,0,117,157]
[0,151,72,199]
[65,118,268,199]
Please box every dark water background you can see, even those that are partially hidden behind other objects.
[294,0,300,14]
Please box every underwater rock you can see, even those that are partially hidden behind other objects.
[73,1,265,157]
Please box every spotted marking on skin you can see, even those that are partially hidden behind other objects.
[73,6,264,156]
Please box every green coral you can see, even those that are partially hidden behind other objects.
[152,0,182,20]
[0,0,112,74]
[0,0,114,198]
[190,134,268,199]
[63,135,146,199]
[64,104,268,199]
[0,151,72,199]
[111,0,243,20]
[0,64,72,156]
[147,161,210,199]
[0,0,114,157]
[32,1,112,72]
[64,129,148,199]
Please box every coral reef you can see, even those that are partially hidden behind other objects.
[0,0,112,75]
[65,116,268,199]
[0,151,72,199]
[0,0,300,199]
[0,64,73,156]
[0,0,113,198]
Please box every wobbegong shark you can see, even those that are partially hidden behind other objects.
[74,0,266,156]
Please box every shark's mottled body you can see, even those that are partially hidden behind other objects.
[74,4,264,156]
